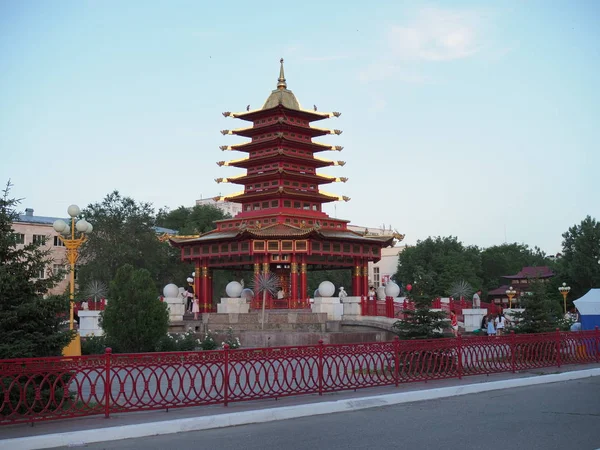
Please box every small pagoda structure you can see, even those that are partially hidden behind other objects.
[487,266,554,306]
[171,59,400,311]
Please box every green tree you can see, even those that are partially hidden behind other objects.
[512,280,565,333]
[0,181,75,358]
[78,191,190,291]
[556,216,600,301]
[395,236,481,296]
[100,264,169,353]
[156,204,230,235]
[392,292,449,339]
[480,243,549,293]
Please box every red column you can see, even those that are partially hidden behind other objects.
[202,261,209,313]
[253,259,260,310]
[300,257,307,307]
[194,261,202,311]
[291,255,298,305]
[362,261,369,297]
[352,258,361,296]
[208,269,213,312]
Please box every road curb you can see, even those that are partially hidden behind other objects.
[5,368,600,450]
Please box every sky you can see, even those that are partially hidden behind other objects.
[1,1,598,254]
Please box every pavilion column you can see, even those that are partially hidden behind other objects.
[290,255,298,304]
[362,260,369,296]
[253,260,261,310]
[352,258,361,297]
[208,269,213,312]
[263,255,271,309]
[300,257,307,305]
[202,262,209,313]
[194,260,202,311]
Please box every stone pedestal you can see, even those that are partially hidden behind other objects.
[217,297,250,314]
[164,296,185,322]
[311,296,343,321]
[79,310,103,337]
[341,296,362,318]
[463,308,488,332]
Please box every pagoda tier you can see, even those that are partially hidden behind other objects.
[221,122,341,139]
[216,169,347,186]
[221,136,343,154]
[223,105,340,123]
[217,152,344,170]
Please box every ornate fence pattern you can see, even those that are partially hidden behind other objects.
[1,329,598,425]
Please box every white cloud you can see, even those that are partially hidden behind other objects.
[388,7,481,61]
[359,7,485,83]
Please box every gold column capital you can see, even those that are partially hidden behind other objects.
[254,263,260,274]
[262,262,270,273]
[354,266,361,276]
[291,263,298,274]
[300,263,307,274]
[202,266,209,277]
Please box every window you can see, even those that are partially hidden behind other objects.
[15,233,25,244]
[373,267,380,288]
[37,267,46,279]
[53,236,65,247]
[33,234,45,244]
[53,264,67,279]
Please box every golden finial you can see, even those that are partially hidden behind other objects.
[277,58,287,90]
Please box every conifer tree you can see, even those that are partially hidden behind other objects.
[100,264,169,353]
[512,279,564,333]
[0,181,74,358]
[392,290,449,339]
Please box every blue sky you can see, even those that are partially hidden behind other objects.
[1,1,598,254]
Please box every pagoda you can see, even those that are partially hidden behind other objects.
[171,59,400,311]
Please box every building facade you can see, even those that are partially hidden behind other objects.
[195,197,242,217]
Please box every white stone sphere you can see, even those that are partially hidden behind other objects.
[384,281,401,298]
[225,281,243,298]
[67,204,81,218]
[318,281,335,297]
[163,283,179,298]
[241,288,254,300]
[376,286,386,300]
[313,289,320,298]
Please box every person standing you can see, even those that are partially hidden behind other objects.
[472,290,482,308]
[450,311,458,337]
[192,296,200,320]
[487,314,496,336]
[495,313,508,336]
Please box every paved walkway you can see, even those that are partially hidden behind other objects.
[2,363,599,450]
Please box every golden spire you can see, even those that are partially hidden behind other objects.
[277,58,287,90]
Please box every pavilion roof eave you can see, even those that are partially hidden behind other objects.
[228,123,333,139]
[223,188,340,203]
[227,152,335,169]
[229,136,334,153]
[229,104,332,122]
[223,169,336,185]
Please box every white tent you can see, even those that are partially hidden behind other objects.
[573,288,600,315]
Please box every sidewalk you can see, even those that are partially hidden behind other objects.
[2,364,599,450]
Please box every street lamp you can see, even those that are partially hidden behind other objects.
[506,287,517,309]
[53,204,93,357]
[558,282,571,315]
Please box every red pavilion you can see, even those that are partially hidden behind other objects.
[171,59,401,311]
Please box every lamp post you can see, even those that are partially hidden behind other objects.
[53,205,93,357]
[558,282,571,315]
[506,287,517,309]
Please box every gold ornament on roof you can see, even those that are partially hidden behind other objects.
[216,161,225,166]
[332,112,341,117]
[222,112,231,117]
[334,146,344,151]
[220,130,230,135]
[337,161,346,166]
[333,129,343,135]
[215,178,224,183]
[393,230,406,242]
[219,145,228,151]
[342,196,351,202]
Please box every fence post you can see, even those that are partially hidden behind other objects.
[510,331,516,373]
[595,326,599,364]
[457,334,463,380]
[104,347,112,419]
[223,344,230,407]
[393,336,400,387]
[555,328,562,368]
[318,340,324,396]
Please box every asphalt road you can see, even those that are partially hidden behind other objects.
[55,377,600,450]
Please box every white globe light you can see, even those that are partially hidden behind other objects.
[318,281,335,297]
[225,281,243,298]
[163,283,179,298]
[562,282,566,286]
[86,222,93,234]
[53,219,67,233]
[241,288,254,301]
[67,205,81,218]
[76,220,89,232]
[186,277,194,283]
[376,286,386,300]
[384,281,401,298]
[61,226,71,236]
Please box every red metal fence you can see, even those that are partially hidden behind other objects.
[1,329,598,426]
